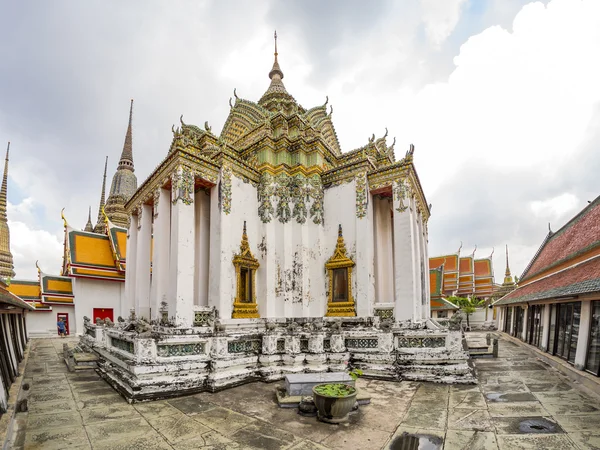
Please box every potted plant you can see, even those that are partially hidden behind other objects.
[312,369,362,424]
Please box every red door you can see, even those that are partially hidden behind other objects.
[57,313,69,336]
[93,308,114,323]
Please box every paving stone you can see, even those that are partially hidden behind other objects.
[146,412,211,444]
[485,392,538,403]
[534,391,596,404]
[27,411,83,430]
[172,430,242,449]
[24,424,90,450]
[543,402,600,415]
[496,434,578,449]
[524,381,574,392]
[487,402,549,417]
[79,403,140,424]
[449,391,487,409]
[568,431,600,450]
[553,414,600,432]
[76,392,128,409]
[230,422,302,450]
[481,381,530,394]
[85,417,153,443]
[287,440,330,450]
[444,430,498,449]
[401,406,447,431]
[89,433,172,450]
[134,400,182,419]
[28,397,78,415]
[28,389,75,403]
[448,408,493,431]
[192,406,257,436]
[167,395,218,415]
[321,424,390,450]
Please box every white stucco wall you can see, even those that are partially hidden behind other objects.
[26,305,76,337]
[73,278,124,334]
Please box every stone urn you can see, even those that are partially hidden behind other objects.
[312,384,357,424]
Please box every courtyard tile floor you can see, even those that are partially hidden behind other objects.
[10,334,600,449]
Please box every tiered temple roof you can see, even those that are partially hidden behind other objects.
[9,266,74,311]
[496,196,600,306]
[62,212,127,282]
[429,245,495,303]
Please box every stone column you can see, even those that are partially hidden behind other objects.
[410,198,423,321]
[392,179,416,322]
[150,188,171,320]
[574,301,592,370]
[374,197,394,303]
[194,189,211,307]
[541,304,551,351]
[135,203,152,320]
[420,214,431,319]
[354,174,373,317]
[124,214,138,318]
[522,306,529,341]
[170,166,195,327]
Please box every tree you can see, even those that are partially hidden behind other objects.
[448,296,486,329]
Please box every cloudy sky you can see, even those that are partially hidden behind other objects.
[1,0,599,281]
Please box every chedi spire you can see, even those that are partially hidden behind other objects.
[259,31,296,108]
[0,142,15,278]
[93,156,109,234]
[105,100,138,228]
[503,244,515,286]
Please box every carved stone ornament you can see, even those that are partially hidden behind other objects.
[258,173,324,224]
[355,171,368,219]
[136,204,143,230]
[232,221,260,318]
[171,166,195,205]
[221,165,232,215]
[153,188,160,218]
[393,178,411,213]
[325,225,356,317]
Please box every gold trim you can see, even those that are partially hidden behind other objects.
[232,221,260,318]
[325,224,356,317]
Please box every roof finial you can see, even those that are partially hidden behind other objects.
[457,241,462,254]
[268,30,284,81]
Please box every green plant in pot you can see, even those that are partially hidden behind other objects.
[312,369,363,424]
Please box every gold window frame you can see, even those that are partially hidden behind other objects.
[325,225,356,317]
[232,222,260,318]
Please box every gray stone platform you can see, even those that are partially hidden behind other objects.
[8,333,600,449]
[285,372,354,396]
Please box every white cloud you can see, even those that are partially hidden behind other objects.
[9,220,63,279]
[420,0,468,48]
[530,193,579,219]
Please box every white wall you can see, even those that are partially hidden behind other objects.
[26,305,76,337]
[73,278,124,334]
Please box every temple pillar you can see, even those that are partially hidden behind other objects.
[419,214,431,319]
[410,197,423,321]
[392,180,416,322]
[124,213,138,318]
[194,189,211,307]
[135,203,152,320]
[150,188,170,320]
[354,176,373,317]
[170,167,195,327]
[541,305,551,351]
[574,301,592,370]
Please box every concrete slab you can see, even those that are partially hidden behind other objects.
[145,412,212,444]
[496,434,577,449]
[487,402,549,418]
[24,424,90,450]
[444,430,498,449]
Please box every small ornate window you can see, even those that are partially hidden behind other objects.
[232,222,260,318]
[325,225,356,317]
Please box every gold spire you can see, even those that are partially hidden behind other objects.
[503,244,515,286]
[0,142,15,278]
[84,206,93,232]
[260,30,294,106]
[94,156,108,234]
[269,30,283,80]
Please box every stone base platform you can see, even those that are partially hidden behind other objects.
[80,316,475,402]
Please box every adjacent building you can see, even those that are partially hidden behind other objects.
[8,102,135,336]
[494,195,600,376]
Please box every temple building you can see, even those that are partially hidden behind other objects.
[8,102,135,336]
[495,196,600,377]
[72,35,474,401]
